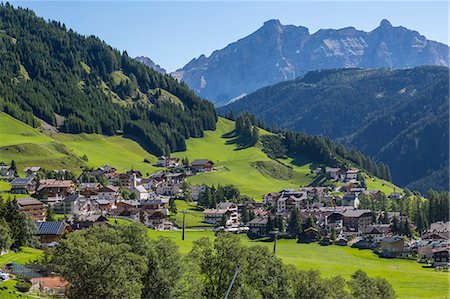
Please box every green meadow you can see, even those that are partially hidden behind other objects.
[146,229,449,299]
[173,118,316,199]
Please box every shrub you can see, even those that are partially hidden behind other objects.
[15,281,31,293]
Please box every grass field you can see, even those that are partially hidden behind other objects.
[54,133,159,175]
[171,200,212,228]
[172,118,315,199]
[145,229,449,299]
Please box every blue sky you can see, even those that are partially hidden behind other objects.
[10,1,449,72]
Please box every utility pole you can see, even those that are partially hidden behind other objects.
[224,265,240,299]
[271,228,279,254]
[182,209,186,241]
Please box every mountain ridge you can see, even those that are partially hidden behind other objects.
[173,19,449,106]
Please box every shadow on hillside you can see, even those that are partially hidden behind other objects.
[221,129,254,150]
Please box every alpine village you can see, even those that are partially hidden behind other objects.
[0,3,449,299]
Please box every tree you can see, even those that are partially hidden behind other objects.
[241,206,249,224]
[0,220,13,252]
[348,270,395,299]
[45,205,56,221]
[287,210,301,238]
[50,225,148,299]
[330,229,337,241]
[220,214,229,227]
[10,159,17,175]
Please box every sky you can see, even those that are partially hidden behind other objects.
[10,1,449,72]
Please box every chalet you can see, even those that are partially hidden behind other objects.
[342,209,373,232]
[417,240,449,259]
[16,197,45,221]
[30,276,68,295]
[190,185,206,201]
[433,246,449,263]
[97,185,120,201]
[363,224,391,244]
[142,210,170,230]
[157,156,180,168]
[263,192,281,205]
[70,214,109,230]
[203,202,239,226]
[23,166,41,177]
[340,182,356,193]
[98,165,117,174]
[10,177,36,194]
[300,227,320,243]
[116,200,141,210]
[191,159,214,172]
[325,167,345,181]
[325,212,344,231]
[0,165,14,178]
[380,236,405,257]
[156,181,180,196]
[37,179,74,199]
[421,222,449,240]
[56,194,87,215]
[247,216,268,237]
[388,192,403,200]
[126,168,143,178]
[277,190,308,213]
[35,221,72,244]
[346,169,360,181]
[151,171,167,182]
[111,208,141,222]
[141,198,169,215]
[79,182,100,192]
[95,199,114,211]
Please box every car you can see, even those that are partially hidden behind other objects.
[0,271,9,281]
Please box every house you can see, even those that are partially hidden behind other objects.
[342,209,373,232]
[388,192,403,200]
[10,177,36,194]
[95,199,115,211]
[300,227,320,243]
[277,190,308,213]
[421,222,449,240]
[116,200,141,210]
[340,182,356,193]
[346,169,360,181]
[263,192,280,205]
[97,185,120,201]
[191,159,214,172]
[98,165,117,174]
[342,193,360,209]
[157,156,180,168]
[325,212,344,231]
[156,181,180,196]
[247,216,268,237]
[433,246,449,263]
[142,210,170,230]
[35,221,72,244]
[16,197,45,221]
[203,202,239,226]
[23,166,41,177]
[325,167,345,181]
[141,198,169,214]
[60,194,86,214]
[30,276,68,295]
[69,214,109,230]
[190,185,206,201]
[37,179,75,199]
[363,224,391,244]
[380,236,405,257]
[417,240,449,259]
[0,165,15,178]
[79,182,100,192]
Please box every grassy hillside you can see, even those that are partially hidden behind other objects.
[146,230,448,299]
[0,113,317,198]
[172,118,315,199]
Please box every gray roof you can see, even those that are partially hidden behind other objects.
[11,177,34,187]
[64,194,86,203]
[17,197,43,206]
[381,236,404,244]
[36,221,67,235]
[342,209,372,218]
[191,159,213,166]
[247,217,268,225]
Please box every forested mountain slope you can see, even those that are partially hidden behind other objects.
[219,67,449,193]
[0,4,217,157]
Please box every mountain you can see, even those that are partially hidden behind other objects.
[0,4,217,157]
[173,19,449,106]
[219,66,449,194]
[135,56,167,74]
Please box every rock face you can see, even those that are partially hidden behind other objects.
[173,19,449,106]
[135,56,166,74]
